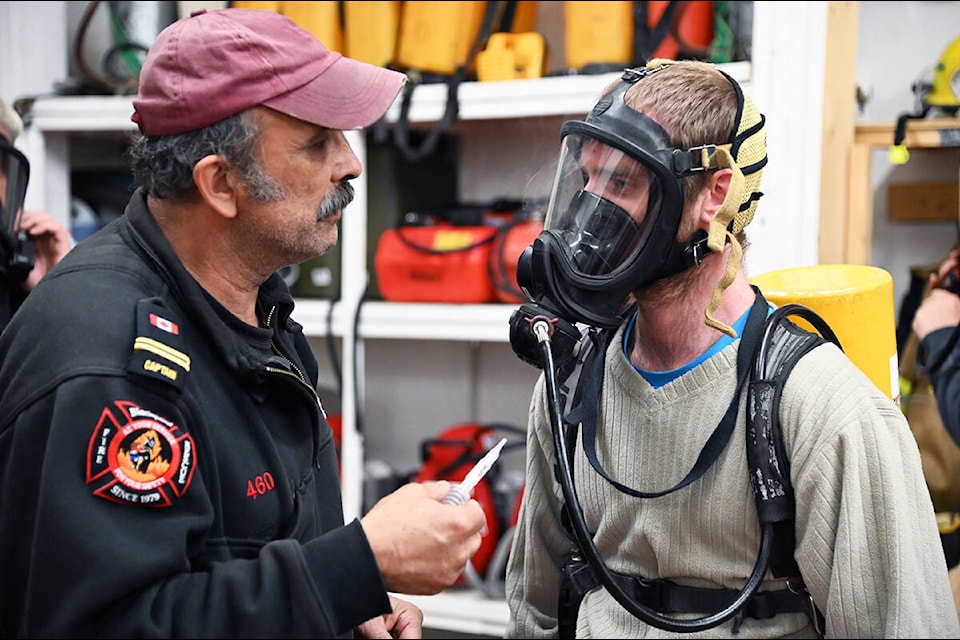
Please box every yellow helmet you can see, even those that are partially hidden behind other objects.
[889,35,960,164]
[926,35,960,109]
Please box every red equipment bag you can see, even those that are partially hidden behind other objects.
[375,223,499,303]
[374,201,541,304]
[489,216,542,303]
[414,422,525,584]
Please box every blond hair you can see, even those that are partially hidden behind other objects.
[617,59,767,336]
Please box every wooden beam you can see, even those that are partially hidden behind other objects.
[818,1,860,265]
[855,118,960,148]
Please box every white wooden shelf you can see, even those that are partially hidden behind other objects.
[393,590,509,637]
[385,61,750,122]
[354,301,516,342]
[273,300,517,341]
[19,94,139,132]
[19,61,752,134]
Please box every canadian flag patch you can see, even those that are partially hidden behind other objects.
[149,313,179,335]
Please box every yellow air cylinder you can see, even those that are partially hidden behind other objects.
[280,1,342,52]
[749,264,900,403]
[343,1,401,67]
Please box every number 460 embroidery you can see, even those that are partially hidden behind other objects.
[247,472,276,499]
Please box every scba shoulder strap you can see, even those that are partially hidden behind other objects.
[746,302,838,581]
[555,291,838,637]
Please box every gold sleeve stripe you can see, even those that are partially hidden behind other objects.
[134,337,191,372]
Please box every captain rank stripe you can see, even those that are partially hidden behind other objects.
[133,336,191,372]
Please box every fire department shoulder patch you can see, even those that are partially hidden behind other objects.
[86,400,196,507]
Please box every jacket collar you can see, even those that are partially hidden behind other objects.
[121,187,299,373]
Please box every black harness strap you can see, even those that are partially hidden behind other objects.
[746,306,835,580]
[571,291,768,498]
[563,558,811,618]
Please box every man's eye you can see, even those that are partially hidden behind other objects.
[308,133,333,154]
[607,177,633,195]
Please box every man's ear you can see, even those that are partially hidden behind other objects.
[698,168,734,228]
[193,155,239,220]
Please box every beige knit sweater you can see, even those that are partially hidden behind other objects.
[505,324,960,638]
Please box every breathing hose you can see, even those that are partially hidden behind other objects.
[531,318,774,633]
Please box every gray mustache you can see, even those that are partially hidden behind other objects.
[318,182,354,220]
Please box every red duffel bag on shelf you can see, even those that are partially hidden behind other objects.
[374,200,541,304]
[488,215,543,304]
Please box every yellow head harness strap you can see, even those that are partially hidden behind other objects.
[642,59,767,336]
[706,73,766,337]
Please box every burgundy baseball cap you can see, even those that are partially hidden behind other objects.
[132,8,407,136]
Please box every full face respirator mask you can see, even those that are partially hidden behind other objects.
[509,66,719,367]
[0,135,34,284]
[510,63,767,368]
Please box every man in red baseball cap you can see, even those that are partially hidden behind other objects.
[0,8,486,639]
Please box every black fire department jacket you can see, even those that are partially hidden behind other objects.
[0,188,390,638]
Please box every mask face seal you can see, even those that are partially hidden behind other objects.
[516,67,712,329]
[0,136,34,283]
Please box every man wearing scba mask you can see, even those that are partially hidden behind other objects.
[505,60,959,637]
[0,98,73,331]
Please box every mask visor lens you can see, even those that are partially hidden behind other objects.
[0,140,29,237]
[544,134,663,277]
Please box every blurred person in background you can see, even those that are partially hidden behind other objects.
[914,248,960,447]
[0,97,74,331]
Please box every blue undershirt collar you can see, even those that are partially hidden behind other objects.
[623,306,753,389]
